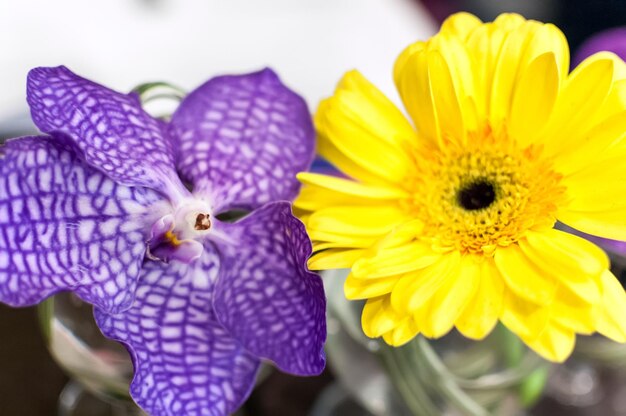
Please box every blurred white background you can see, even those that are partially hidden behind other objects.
[0,0,435,131]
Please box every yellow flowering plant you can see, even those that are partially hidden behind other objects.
[296,12,626,363]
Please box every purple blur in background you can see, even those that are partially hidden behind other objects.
[574,26,626,67]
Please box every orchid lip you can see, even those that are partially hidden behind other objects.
[148,197,213,263]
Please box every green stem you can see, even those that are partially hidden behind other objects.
[37,298,54,342]
[498,323,524,368]
[455,354,544,390]
[141,93,186,104]
[379,345,439,416]
[131,81,186,106]
[413,337,490,416]
[132,81,186,96]
[575,337,626,365]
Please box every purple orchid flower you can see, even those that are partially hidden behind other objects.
[0,66,326,415]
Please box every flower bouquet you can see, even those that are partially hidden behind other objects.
[2,10,626,416]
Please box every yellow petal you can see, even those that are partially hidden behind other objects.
[420,254,480,338]
[521,23,570,80]
[317,75,415,182]
[550,286,596,334]
[439,12,482,40]
[525,322,576,363]
[560,153,626,212]
[297,172,407,200]
[494,244,558,306]
[596,59,626,118]
[316,133,392,186]
[344,273,399,300]
[456,259,504,340]
[465,23,506,117]
[558,207,626,241]
[596,270,626,342]
[373,219,424,249]
[554,109,626,176]
[319,217,421,254]
[575,53,626,128]
[540,53,615,158]
[489,20,539,130]
[394,40,425,88]
[308,205,409,238]
[362,295,403,338]
[549,54,626,176]
[295,184,353,212]
[295,182,393,212]
[394,42,441,147]
[335,70,418,150]
[557,151,626,241]
[491,20,569,133]
[493,13,526,31]
[427,49,466,143]
[308,248,366,270]
[382,318,420,346]
[431,33,481,133]
[509,52,559,147]
[391,251,461,313]
[500,290,550,340]
[352,241,441,279]
[308,229,377,249]
[314,239,378,251]
[518,229,605,304]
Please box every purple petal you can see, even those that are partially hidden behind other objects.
[170,69,315,213]
[0,136,162,313]
[27,66,187,199]
[95,251,260,416]
[212,201,326,375]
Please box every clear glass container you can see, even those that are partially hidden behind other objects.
[38,292,266,416]
[38,292,143,415]
[322,269,549,416]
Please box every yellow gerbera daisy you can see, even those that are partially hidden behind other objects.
[296,12,626,362]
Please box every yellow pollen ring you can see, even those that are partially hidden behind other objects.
[406,138,565,254]
[165,230,182,247]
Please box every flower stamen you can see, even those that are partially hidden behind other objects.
[406,134,565,255]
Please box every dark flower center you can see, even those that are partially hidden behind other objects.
[457,180,496,211]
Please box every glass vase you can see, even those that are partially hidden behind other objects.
[37,292,145,416]
[321,269,550,416]
[37,292,272,415]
